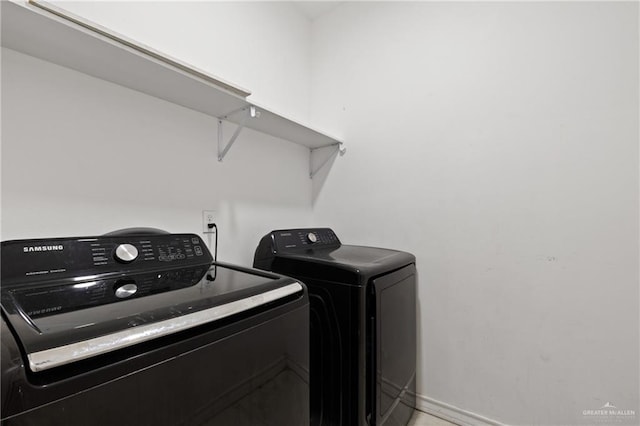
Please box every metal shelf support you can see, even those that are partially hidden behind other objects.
[218,106,259,161]
[217,104,345,179]
[310,142,346,178]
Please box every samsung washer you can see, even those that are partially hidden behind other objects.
[2,229,309,425]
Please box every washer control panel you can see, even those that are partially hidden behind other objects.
[271,228,340,252]
[1,233,213,284]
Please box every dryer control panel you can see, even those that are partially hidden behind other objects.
[271,228,341,252]
[254,228,341,271]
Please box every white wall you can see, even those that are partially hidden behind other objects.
[1,1,314,266]
[48,0,311,123]
[310,2,639,425]
[3,2,638,425]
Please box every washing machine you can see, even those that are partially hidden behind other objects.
[1,229,309,425]
[254,228,416,426]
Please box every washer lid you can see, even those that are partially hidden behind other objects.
[1,234,304,373]
[2,264,302,372]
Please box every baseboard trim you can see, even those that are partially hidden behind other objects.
[415,394,506,426]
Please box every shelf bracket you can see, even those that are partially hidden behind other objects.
[310,142,346,178]
[218,106,259,161]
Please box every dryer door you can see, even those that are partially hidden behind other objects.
[372,264,416,425]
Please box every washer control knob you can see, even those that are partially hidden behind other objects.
[115,283,138,298]
[307,232,318,243]
[115,244,138,263]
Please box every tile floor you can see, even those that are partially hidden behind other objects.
[409,410,458,426]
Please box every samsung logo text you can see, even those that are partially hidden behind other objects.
[23,245,64,253]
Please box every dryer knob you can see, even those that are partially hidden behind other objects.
[306,232,318,243]
[115,244,139,263]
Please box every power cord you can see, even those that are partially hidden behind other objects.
[204,223,217,263]
[204,223,218,282]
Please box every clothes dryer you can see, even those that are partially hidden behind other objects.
[254,228,416,426]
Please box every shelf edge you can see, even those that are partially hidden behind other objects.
[28,0,252,98]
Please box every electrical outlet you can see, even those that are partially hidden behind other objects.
[202,210,216,233]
